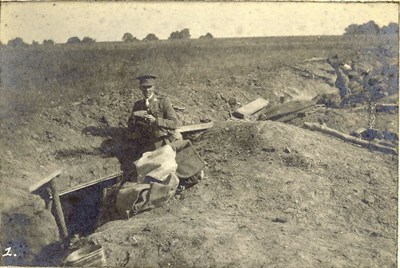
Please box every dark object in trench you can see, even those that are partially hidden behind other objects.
[361,129,382,141]
[361,129,398,142]
[59,178,118,236]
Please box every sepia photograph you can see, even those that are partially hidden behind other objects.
[0,1,398,267]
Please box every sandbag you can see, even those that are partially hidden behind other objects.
[170,140,205,179]
[140,173,179,211]
[115,182,150,218]
[134,145,178,182]
[116,145,180,217]
[115,173,179,217]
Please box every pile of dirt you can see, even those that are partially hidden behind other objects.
[0,185,60,266]
[0,43,397,266]
[76,120,397,267]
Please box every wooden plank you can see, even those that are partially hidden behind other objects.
[303,57,327,62]
[129,122,214,139]
[246,106,272,121]
[59,172,122,196]
[177,122,214,133]
[59,173,121,196]
[233,98,269,119]
[275,105,319,123]
[261,100,316,121]
[376,103,398,108]
[29,169,62,193]
[303,122,397,155]
[376,103,399,108]
[376,103,399,112]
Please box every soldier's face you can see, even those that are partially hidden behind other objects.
[140,86,155,98]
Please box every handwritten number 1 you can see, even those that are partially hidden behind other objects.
[2,247,12,257]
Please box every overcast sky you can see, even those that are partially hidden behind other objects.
[0,2,398,43]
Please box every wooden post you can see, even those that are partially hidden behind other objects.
[50,178,69,240]
[29,169,68,242]
[303,122,397,155]
[45,187,53,211]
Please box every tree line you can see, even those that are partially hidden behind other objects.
[344,21,398,35]
[3,28,214,47]
[4,21,398,47]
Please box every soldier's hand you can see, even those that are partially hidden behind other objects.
[145,114,156,123]
[133,110,148,118]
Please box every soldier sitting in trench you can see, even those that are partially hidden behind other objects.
[127,75,204,190]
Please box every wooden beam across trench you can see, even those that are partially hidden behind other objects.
[29,170,122,239]
[59,173,122,196]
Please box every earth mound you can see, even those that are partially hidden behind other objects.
[76,120,397,267]
[0,36,398,267]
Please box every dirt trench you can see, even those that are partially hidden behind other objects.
[0,54,398,266]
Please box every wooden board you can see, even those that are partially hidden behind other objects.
[59,172,122,196]
[303,57,327,62]
[233,98,269,119]
[376,103,398,107]
[275,106,320,123]
[177,122,214,133]
[29,169,62,193]
[376,103,399,112]
[303,122,397,155]
[261,100,316,121]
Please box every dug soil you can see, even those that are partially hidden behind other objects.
[0,37,398,267]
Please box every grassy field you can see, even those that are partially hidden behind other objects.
[0,34,396,118]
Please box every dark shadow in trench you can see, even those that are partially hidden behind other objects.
[55,125,140,180]
[69,125,142,180]
[50,125,142,237]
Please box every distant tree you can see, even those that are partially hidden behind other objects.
[32,40,39,46]
[199,33,214,39]
[381,22,399,34]
[67,36,81,44]
[344,24,359,35]
[7,37,27,47]
[169,28,191,40]
[123,32,133,41]
[344,20,380,35]
[363,20,380,34]
[180,28,190,39]
[43,39,55,46]
[169,31,179,40]
[143,33,159,41]
[82,36,96,44]
[122,32,139,42]
[169,31,178,40]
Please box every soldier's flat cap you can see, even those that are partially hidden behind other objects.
[137,75,157,87]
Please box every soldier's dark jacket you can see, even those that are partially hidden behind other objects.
[128,95,180,143]
[128,94,205,185]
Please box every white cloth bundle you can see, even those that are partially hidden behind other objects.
[134,145,178,182]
